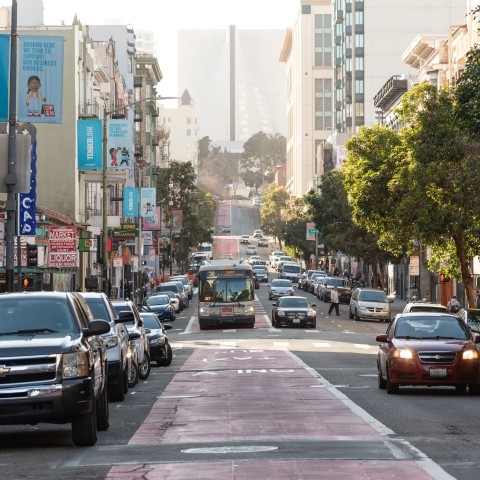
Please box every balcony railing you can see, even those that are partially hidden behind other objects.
[78,100,101,118]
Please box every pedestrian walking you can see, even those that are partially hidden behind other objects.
[447,295,460,313]
[328,286,340,316]
[475,290,480,309]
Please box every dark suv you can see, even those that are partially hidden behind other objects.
[0,292,110,446]
[79,292,130,401]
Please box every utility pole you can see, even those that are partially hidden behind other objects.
[5,0,18,292]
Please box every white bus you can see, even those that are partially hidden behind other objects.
[197,263,255,329]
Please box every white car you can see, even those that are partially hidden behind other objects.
[248,255,262,264]
[246,245,257,255]
[269,251,285,265]
[268,279,295,300]
[253,229,263,238]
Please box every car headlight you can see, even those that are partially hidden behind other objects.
[199,306,210,315]
[150,336,164,346]
[278,309,286,316]
[308,309,315,316]
[463,349,479,360]
[62,351,89,379]
[102,333,119,350]
[245,305,254,314]
[392,349,413,359]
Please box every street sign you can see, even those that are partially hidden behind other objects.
[308,228,319,234]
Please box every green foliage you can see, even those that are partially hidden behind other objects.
[240,131,286,190]
[259,183,290,247]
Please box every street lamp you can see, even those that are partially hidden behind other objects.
[101,95,178,294]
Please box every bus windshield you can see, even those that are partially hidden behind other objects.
[199,277,254,303]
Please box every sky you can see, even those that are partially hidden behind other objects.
[1,0,300,96]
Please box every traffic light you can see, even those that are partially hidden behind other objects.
[26,243,38,267]
[439,273,450,284]
[22,277,33,289]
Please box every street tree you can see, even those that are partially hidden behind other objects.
[344,80,480,306]
[259,183,289,250]
[306,170,397,286]
[240,131,286,192]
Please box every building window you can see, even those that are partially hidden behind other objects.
[187,117,192,124]
[315,78,333,131]
[186,140,191,148]
[187,129,191,136]
[355,57,364,71]
[355,79,364,94]
[302,5,311,14]
[315,14,332,67]
[355,34,364,48]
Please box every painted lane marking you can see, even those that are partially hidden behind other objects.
[313,342,331,348]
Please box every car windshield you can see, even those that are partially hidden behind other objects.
[283,264,301,273]
[271,280,292,288]
[0,297,77,335]
[409,306,448,313]
[359,291,387,302]
[146,295,170,306]
[278,298,309,308]
[395,316,468,340]
[140,313,162,329]
[83,297,111,322]
[326,278,346,287]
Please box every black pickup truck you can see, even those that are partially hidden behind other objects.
[0,291,110,446]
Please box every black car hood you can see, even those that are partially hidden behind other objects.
[146,304,170,313]
[0,334,80,356]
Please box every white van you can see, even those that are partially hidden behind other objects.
[196,243,213,260]
[279,262,302,283]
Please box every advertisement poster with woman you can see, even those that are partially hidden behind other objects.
[18,35,64,123]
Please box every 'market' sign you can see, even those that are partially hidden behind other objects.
[48,226,77,267]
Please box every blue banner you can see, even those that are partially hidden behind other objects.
[0,34,9,122]
[140,188,156,218]
[107,119,133,170]
[123,188,138,217]
[19,141,37,236]
[77,119,102,170]
[18,35,64,123]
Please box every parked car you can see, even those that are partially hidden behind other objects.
[268,279,295,300]
[169,275,194,300]
[253,265,269,283]
[376,312,480,394]
[153,290,180,313]
[349,287,392,322]
[246,245,257,255]
[240,234,250,244]
[403,301,449,314]
[271,296,317,329]
[139,312,173,367]
[302,269,325,292]
[457,308,480,333]
[166,280,190,308]
[257,237,268,247]
[155,282,188,310]
[142,293,176,322]
[0,292,110,446]
[317,276,351,303]
[112,300,151,381]
[79,292,130,402]
[312,274,328,297]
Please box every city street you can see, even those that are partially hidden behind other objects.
[1,201,479,480]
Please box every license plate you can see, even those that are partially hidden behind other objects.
[429,368,447,377]
[221,307,233,313]
[293,318,300,324]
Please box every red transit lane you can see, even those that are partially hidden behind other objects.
[106,348,452,480]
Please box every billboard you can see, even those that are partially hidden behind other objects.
[77,119,103,170]
[18,35,64,123]
[107,120,133,170]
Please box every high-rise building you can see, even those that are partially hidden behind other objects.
[178,25,286,144]
[281,0,466,200]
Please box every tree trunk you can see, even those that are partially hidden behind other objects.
[454,235,474,307]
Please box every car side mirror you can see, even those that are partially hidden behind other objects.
[376,334,388,343]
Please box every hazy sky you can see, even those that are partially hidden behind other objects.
[1,0,300,96]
